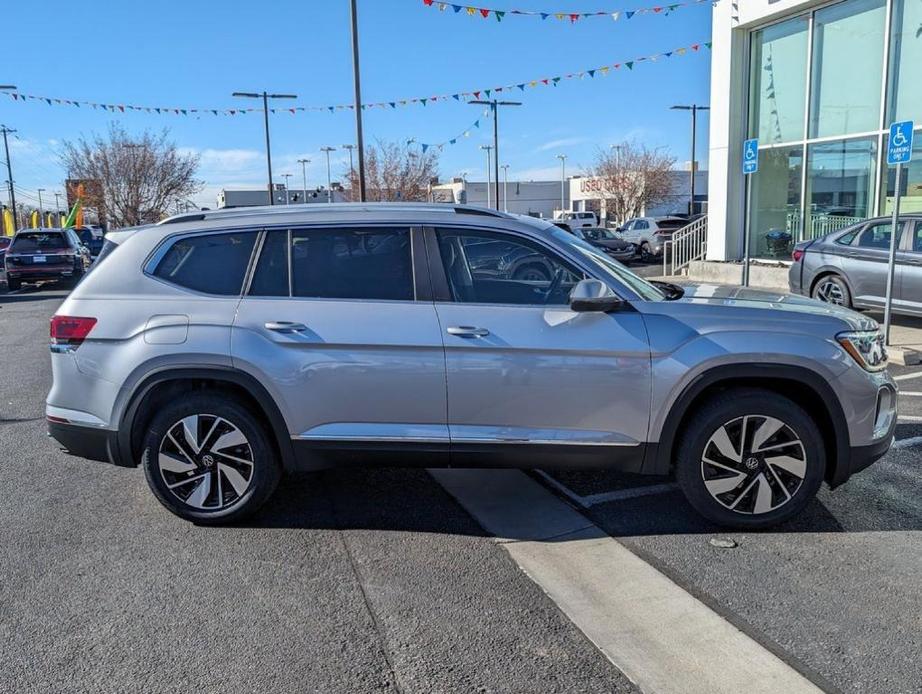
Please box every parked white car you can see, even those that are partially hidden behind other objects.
[618,216,689,261]
[554,211,598,229]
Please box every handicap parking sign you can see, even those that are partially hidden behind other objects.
[743,138,758,175]
[888,121,914,165]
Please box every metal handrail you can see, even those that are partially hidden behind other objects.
[667,215,708,275]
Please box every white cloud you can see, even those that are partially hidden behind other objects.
[535,136,590,153]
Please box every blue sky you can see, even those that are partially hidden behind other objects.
[3,0,712,208]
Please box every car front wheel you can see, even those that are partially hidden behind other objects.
[141,394,281,524]
[675,389,825,529]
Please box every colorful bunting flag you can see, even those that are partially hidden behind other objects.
[0,40,710,118]
[420,0,714,23]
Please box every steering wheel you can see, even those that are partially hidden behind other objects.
[542,267,566,304]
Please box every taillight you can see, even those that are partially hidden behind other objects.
[792,248,805,262]
[50,315,97,348]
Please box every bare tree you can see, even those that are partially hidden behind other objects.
[587,141,676,224]
[60,124,202,227]
[343,140,439,202]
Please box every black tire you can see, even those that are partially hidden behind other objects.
[675,389,825,529]
[639,242,654,262]
[6,277,20,291]
[811,274,852,308]
[141,393,281,525]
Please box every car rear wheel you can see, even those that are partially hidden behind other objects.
[6,277,20,291]
[675,389,825,529]
[141,394,281,525]
[639,242,654,262]
[812,274,851,308]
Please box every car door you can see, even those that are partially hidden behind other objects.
[426,225,652,470]
[844,220,900,308]
[897,219,922,316]
[231,225,448,463]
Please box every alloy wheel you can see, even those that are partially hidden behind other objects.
[157,414,255,511]
[815,279,846,305]
[700,415,807,515]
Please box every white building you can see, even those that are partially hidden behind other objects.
[430,179,567,218]
[569,170,708,224]
[217,185,347,208]
[707,0,922,262]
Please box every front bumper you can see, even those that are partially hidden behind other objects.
[48,420,122,465]
[829,383,897,487]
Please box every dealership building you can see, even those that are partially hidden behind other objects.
[707,0,922,262]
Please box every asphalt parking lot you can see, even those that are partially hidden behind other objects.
[0,287,632,694]
[3,284,922,693]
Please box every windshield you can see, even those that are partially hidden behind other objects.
[11,232,68,253]
[546,225,665,301]
[581,228,616,241]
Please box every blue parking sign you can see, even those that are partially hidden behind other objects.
[743,138,759,175]
[887,121,914,165]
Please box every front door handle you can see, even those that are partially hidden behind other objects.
[447,326,490,338]
[265,321,307,333]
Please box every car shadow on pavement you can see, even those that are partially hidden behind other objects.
[242,467,492,538]
[237,466,922,539]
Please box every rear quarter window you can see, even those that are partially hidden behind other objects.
[11,232,68,252]
[153,232,257,295]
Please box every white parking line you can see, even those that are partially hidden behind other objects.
[899,414,922,422]
[893,435,922,449]
[535,470,677,508]
[894,371,922,381]
[897,391,922,396]
[431,468,824,694]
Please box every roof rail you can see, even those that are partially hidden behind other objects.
[453,206,505,217]
[159,213,206,225]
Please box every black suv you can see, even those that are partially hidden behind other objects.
[5,228,92,290]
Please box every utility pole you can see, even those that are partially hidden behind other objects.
[1,123,17,225]
[232,91,297,205]
[37,188,45,223]
[349,0,367,201]
[557,154,567,213]
[671,104,710,216]
[469,99,521,211]
[501,164,510,212]
[297,159,310,204]
[281,174,292,204]
[321,147,336,203]
[480,145,493,208]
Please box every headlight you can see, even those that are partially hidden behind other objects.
[837,330,887,371]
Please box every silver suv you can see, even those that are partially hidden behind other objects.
[47,204,896,528]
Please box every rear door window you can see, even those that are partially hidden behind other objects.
[11,232,67,253]
[290,227,413,301]
[248,231,289,297]
[153,231,257,295]
[855,222,894,250]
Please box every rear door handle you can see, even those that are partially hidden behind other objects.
[447,326,490,338]
[265,321,307,333]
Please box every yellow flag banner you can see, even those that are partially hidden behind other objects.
[2,207,14,236]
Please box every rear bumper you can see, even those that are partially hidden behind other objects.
[7,267,74,280]
[47,420,124,466]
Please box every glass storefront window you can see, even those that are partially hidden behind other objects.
[748,146,804,259]
[749,18,809,144]
[809,0,886,138]
[888,0,922,123]
[880,130,922,215]
[805,138,878,239]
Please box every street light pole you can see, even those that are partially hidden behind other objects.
[480,145,493,208]
[469,99,522,210]
[501,164,510,212]
[321,147,336,203]
[671,104,710,216]
[297,159,310,204]
[281,174,292,204]
[1,123,18,224]
[232,91,297,205]
[557,154,567,213]
[342,144,356,194]
[349,0,367,201]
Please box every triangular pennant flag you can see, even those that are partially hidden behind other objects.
[479,8,489,18]
[626,10,635,18]
[495,10,504,21]
[625,61,634,69]
[587,69,596,78]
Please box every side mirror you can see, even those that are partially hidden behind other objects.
[569,278,623,313]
